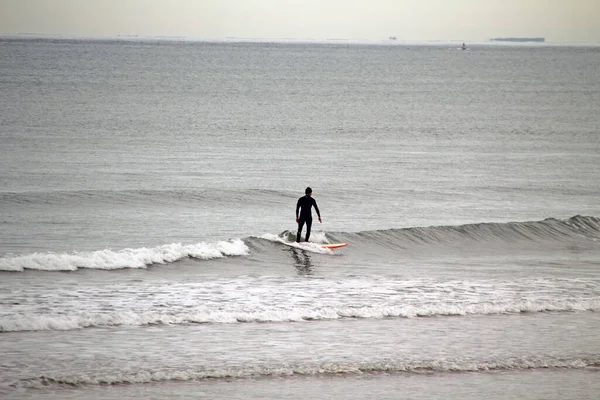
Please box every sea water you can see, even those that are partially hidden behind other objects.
[1,38,599,399]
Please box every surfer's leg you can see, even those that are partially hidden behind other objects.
[296,219,305,242]
[305,218,313,242]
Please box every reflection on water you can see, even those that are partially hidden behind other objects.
[290,248,314,275]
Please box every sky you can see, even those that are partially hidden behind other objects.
[1,0,599,43]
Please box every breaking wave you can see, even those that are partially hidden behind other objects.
[1,215,598,272]
[3,298,599,332]
[0,240,248,272]
[15,355,600,389]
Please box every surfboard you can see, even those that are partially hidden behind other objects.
[278,239,348,252]
[321,243,348,249]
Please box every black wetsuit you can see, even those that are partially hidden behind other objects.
[296,195,320,242]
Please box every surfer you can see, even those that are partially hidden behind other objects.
[296,187,321,242]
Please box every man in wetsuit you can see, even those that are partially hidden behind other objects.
[296,187,321,242]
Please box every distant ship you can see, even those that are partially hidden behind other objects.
[490,37,545,43]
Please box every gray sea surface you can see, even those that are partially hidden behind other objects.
[1,38,600,399]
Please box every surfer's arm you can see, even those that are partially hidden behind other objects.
[313,199,321,220]
[296,199,301,219]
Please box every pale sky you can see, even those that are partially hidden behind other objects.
[1,0,599,43]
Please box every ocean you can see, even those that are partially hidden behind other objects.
[1,37,599,399]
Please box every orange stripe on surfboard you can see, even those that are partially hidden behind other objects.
[321,243,348,249]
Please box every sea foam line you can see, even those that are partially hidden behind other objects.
[16,355,600,389]
[0,240,249,272]
[2,299,599,332]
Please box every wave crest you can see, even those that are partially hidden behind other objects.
[0,240,248,272]
[17,355,600,389]
[2,216,598,272]
[3,298,598,332]
[350,215,600,248]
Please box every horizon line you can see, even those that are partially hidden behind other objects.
[1,33,599,46]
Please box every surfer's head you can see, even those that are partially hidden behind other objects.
[305,187,312,195]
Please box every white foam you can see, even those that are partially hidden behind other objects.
[0,240,249,272]
[2,298,599,332]
[25,355,600,388]
[259,232,331,253]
